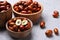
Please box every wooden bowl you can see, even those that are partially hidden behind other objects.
[0,1,12,28]
[13,2,43,23]
[6,17,33,38]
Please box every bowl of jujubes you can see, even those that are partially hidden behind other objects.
[12,0,43,23]
[0,1,12,28]
[6,17,33,38]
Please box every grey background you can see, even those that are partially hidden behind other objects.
[0,0,60,40]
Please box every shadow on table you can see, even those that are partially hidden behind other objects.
[12,33,32,40]
[34,16,44,25]
[0,27,6,32]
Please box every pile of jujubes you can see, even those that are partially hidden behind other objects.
[13,1,41,14]
[0,1,11,12]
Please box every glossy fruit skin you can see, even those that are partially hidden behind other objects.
[19,25,25,31]
[13,25,18,32]
[0,1,11,12]
[14,6,20,12]
[53,10,59,18]
[54,28,59,35]
[19,5,23,10]
[25,22,31,30]
[21,11,27,14]
[9,26,14,31]
[40,21,45,28]
[18,29,21,32]
[9,22,15,26]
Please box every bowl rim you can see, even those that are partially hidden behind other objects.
[12,2,43,16]
[0,1,12,13]
[6,17,33,33]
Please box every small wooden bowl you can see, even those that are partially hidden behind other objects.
[0,1,12,28]
[12,2,43,23]
[6,17,33,38]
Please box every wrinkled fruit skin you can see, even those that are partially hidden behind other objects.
[45,30,53,37]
